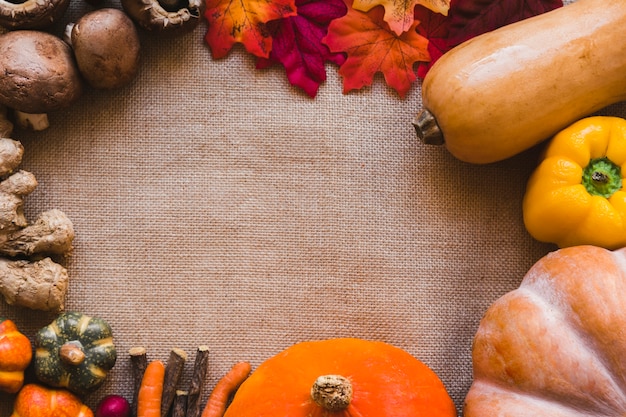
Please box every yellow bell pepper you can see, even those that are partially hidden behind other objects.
[523,116,626,249]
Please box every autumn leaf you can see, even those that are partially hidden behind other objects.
[256,0,348,98]
[204,0,297,59]
[323,1,429,97]
[415,4,450,78]
[352,0,450,35]
[446,0,563,48]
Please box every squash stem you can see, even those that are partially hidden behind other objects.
[59,341,86,366]
[413,109,444,145]
[311,375,353,411]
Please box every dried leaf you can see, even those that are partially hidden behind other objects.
[323,1,430,98]
[446,0,563,48]
[256,0,348,97]
[415,4,450,78]
[352,0,450,35]
[204,0,297,59]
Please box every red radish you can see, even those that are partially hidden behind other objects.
[96,395,131,417]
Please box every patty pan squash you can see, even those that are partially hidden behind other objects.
[34,311,116,395]
[464,245,626,416]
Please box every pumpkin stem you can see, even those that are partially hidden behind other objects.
[311,375,353,411]
[59,341,86,366]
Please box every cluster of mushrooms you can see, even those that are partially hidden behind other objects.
[0,0,205,131]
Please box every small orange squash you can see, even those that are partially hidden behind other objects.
[10,383,94,417]
[464,245,626,416]
[223,337,457,417]
[0,317,32,394]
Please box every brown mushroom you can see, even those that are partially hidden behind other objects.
[0,30,82,131]
[121,0,204,35]
[64,8,141,90]
[0,0,71,30]
[0,106,13,138]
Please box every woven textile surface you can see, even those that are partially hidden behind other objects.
[0,0,619,414]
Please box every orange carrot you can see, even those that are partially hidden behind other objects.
[137,360,166,417]
[201,361,251,417]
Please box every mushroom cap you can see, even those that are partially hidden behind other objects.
[121,0,204,35]
[69,8,141,89]
[0,0,71,29]
[0,30,82,114]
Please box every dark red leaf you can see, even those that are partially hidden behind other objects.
[256,0,348,98]
[446,0,563,49]
[414,4,450,78]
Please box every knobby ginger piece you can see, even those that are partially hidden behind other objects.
[0,209,74,257]
[0,257,69,312]
[0,170,37,234]
[0,138,23,177]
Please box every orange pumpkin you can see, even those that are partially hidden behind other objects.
[223,337,457,417]
[464,245,626,416]
[11,383,94,417]
[0,318,32,393]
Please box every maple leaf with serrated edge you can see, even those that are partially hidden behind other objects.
[415,4,450,78]
[256,0,348,98]
[323,0,430,98]
[204,0,297,59]
[352,0,449,35]
[446,0,562,48]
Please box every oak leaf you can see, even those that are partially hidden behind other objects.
[323,1,429,97]
[256,0,348,98]
[446,0,562,48]
[352,0,450,35]
[204,0,297,59]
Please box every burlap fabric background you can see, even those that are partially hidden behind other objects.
[0,0,619,414]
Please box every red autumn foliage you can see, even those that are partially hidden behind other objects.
[323,0,430,97]
[204,0,297,58]
[256,0,348,98]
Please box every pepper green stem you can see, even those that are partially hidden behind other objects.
[582,157,622,198]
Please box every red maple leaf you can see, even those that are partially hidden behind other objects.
[352,0,450,35]
[323,1,430,98]
[204,0,297,59]
[446,0,563,48]
[256,0,348,98]
[414,4,450,78]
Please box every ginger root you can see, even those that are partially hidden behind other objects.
[0,137,74,312]
[0,257,68,312]
[0,209,74,257]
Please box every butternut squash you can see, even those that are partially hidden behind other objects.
[413,0,626,164]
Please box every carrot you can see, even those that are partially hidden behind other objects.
[201,361,251,417]
[137,360,166,417]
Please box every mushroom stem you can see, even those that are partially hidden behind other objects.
[62,22,74,46]
[310,375,353,412]
[13,110,49,131]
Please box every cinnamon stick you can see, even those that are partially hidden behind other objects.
[172,390,189,417]
[129,347,148,417]
[185,346,210,417]
[161,348,188,417]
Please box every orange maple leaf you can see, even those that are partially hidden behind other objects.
[323,2,429,98]
[352,0,449,35]
[204,0,297,59]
